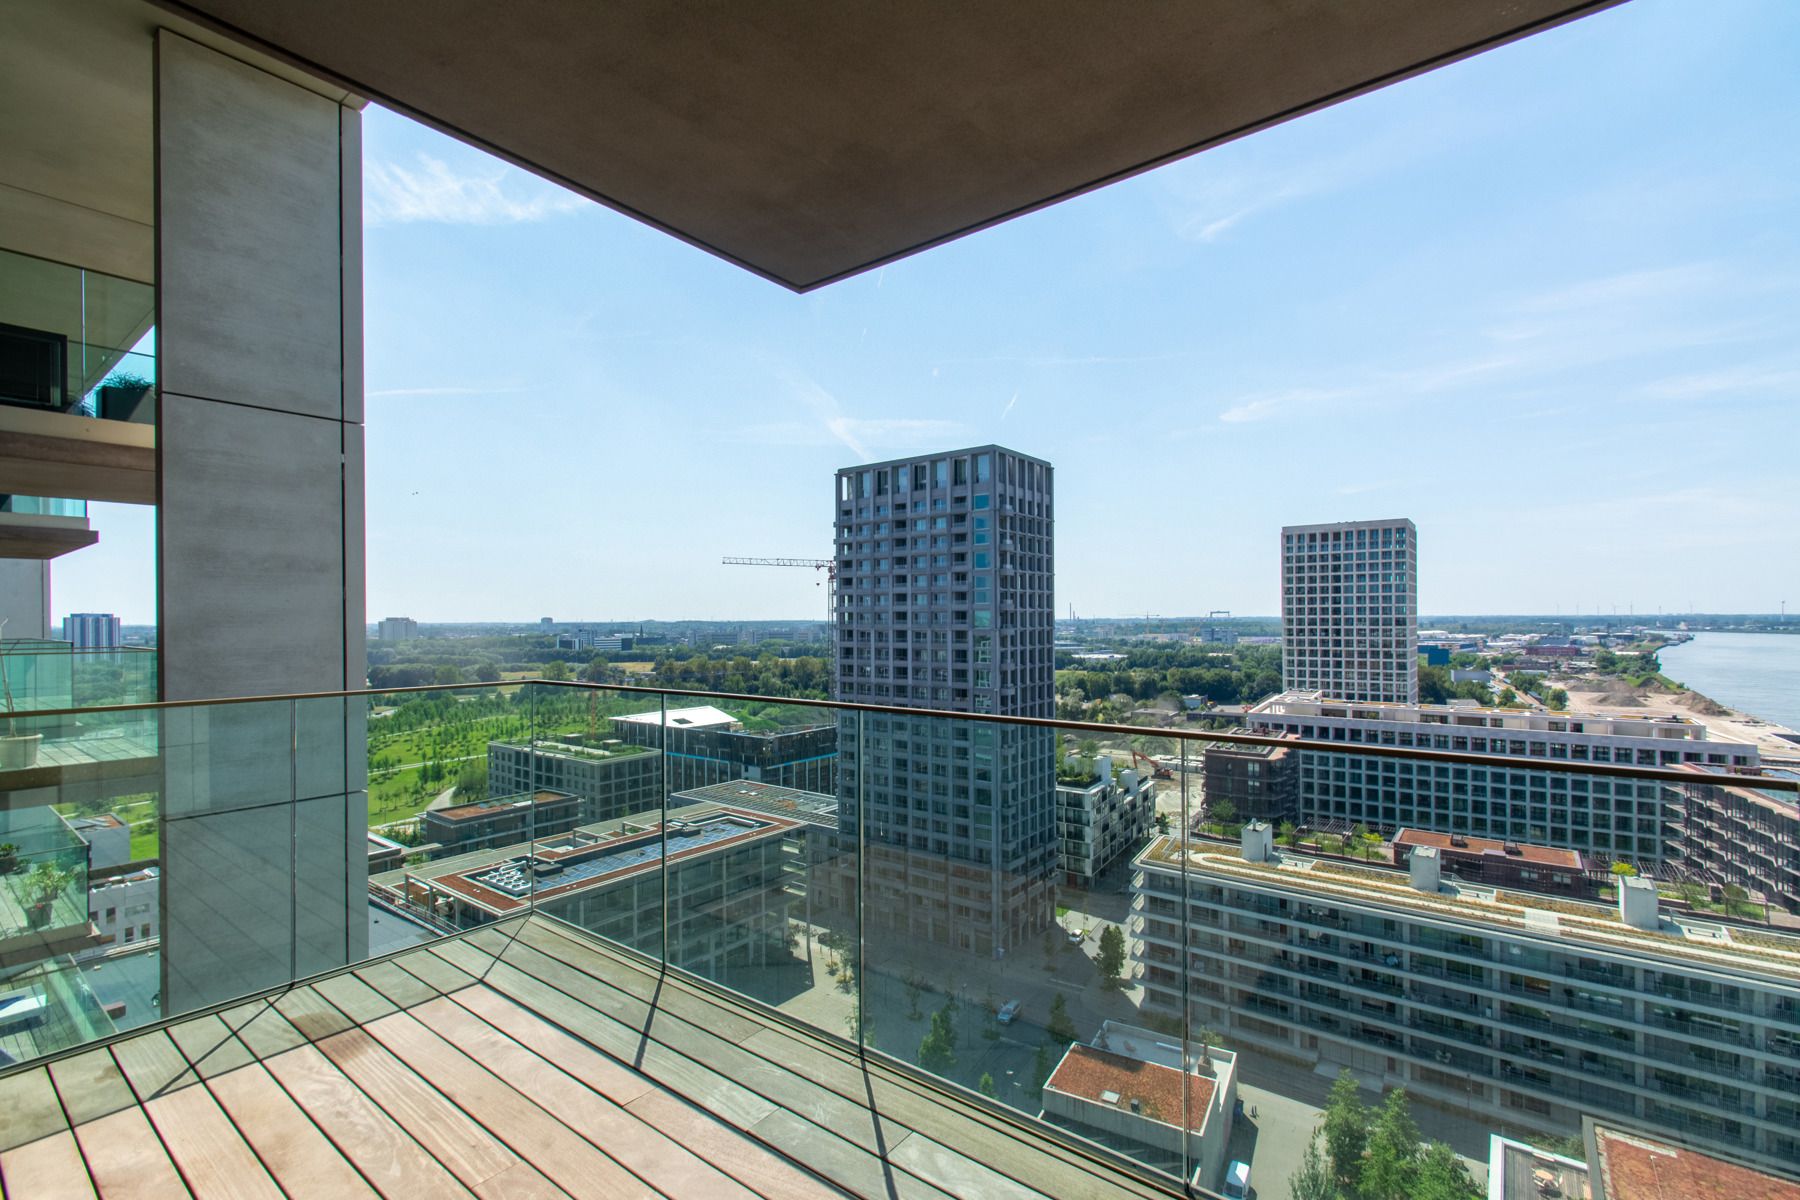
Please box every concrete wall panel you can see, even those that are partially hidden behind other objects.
[157,33,342,420]
[162,802,292,1010]
[159,394,346,699]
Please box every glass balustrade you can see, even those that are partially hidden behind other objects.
[2,679,1799,1186]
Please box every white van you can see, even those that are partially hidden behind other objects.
[1221,1160,1251,1198]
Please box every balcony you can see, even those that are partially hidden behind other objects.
[5,678,1800,1189]
[0,915,1170,1199]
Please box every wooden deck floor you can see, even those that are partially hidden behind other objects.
[0,916,1178,1199]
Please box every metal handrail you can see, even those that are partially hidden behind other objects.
[5,676,1795,792]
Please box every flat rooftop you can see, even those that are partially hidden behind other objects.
[1045,1044,1215,1135]
[1137,837,1800,986]
[420,806,798,917]
[430,790,575,824]
[1594,1125,1800,1200]
[1395,828,1584,870]
[613,705,738,730]
[672,780,839,827]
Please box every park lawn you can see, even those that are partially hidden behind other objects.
[128,823,158,862]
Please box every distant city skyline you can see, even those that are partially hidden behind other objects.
[53,0,1800,624]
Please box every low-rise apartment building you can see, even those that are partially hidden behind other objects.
[1243,691,1760,865]
[1056,761,1155,888]
[486,738,664,820]
[422,790,589,856]
[1132,823,1800,1172]
[80,866,159,961]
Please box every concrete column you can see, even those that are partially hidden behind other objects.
[154,32,367,1013]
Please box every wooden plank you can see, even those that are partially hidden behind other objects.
[271,987,356,1043]
[889,1133,1051,1200]
[230,1002,309,1061]
[424,938,495,981]
[470,1161,570,1200]
[110,1032,199,1104]
[312,1026,527,1191]
[477,961,777,1130]
[205,1063,378,1199]
[0,1067,69,1152]
[0,1131,97,1200]
[352,960,439,1010]
[745,1110,956,1200]
[524,921,1161,1200]
[357,1012,655,1200]
[389,946,477,996]
[260,1044,475,1200]
[49,1049,139,1128]
[514,920,767,1044]
[310,975,397,1026]
[167,1014,257,1080]
[69,1107,191,1200]
[140,1082,284,1200]
[624,1089,854,1200]
[491,940,883,1150]
[447,987,658,1107]
[414,996,760,1200]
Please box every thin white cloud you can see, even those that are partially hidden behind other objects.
[1219,386,1362,424]
[1642,364,1800,401]
[1001,391,1019,420]
[768,370,969,459]
[365,154,587,226]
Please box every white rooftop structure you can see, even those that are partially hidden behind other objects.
[611,705,739,731]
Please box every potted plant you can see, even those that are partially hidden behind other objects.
[0,843,17,874]
[26,861,73,927]
[0,621,42,769]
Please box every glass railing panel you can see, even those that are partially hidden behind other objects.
[0,246,155,420]
[652,691,855,1040]
[0,497,88,518]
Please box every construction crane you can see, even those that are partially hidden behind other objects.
[721,556,838,648]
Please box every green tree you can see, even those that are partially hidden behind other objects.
[1410,1141,1478,1200]
[1047,992,1078,1044]
[1029,1044,1052,1097]
[473,661,501,683]
[1547,687,1569,711]
[1278,819,1299,848]
[542,658,570,681]
[1321,1070,1368,1192]
[917,1003,957,1073]
[1288,1132,1339,1200]
[905,974,926,1021]
[1360,1087,1422,1200]
[977,1072,997,1099]
[1097,925,1127,989]
[1209,797,1238,829]
[1610,861,1638,877]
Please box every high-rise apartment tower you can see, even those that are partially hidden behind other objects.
[1281,518,1418,704]
[833,445,1056,956]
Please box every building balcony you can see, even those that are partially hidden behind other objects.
[0,915,1174,1199]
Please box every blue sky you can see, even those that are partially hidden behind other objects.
[59,0,1800,624]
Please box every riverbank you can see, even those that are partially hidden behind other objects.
[1561,678,1800,761]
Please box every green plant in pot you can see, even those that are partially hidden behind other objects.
[0,620,43,770]
[26,861,74,926]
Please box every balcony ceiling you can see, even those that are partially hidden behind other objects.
[157,0,1620,292]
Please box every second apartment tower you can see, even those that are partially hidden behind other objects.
[1281,518,1418,704]
[834,446,1056,957]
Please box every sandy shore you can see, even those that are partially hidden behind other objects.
[1562,678,1800,762]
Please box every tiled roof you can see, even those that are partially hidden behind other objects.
[1595,1127,1800,1200]
[1045,1044,1215,1133]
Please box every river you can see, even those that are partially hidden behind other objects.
[1657,631,1800,733]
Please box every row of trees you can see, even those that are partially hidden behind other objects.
[1289,1073,1479,1200]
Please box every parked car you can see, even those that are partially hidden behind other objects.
[1067,927,1085,944]
[1222,1160,1251,1198]
[996,999,1022,1025]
